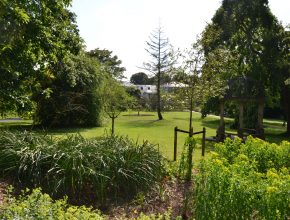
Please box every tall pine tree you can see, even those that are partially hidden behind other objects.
[143,25,173,120]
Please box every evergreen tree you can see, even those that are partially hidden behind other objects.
[143,25,173,120]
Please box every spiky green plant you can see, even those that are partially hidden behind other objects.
[0,130,165,206]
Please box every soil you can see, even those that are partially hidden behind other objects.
[106,178,191,219]
[0,179,9,205]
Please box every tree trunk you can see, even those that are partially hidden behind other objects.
[157,30,163,121]
[157,68,163,120]
[256,101,265,139]
[189,96,193,131]
[286,88,290,136]
[111,117,115,135]
[287,104,290,136]
[217,100,225,142]
[238,102,244,138]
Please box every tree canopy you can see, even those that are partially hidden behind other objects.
[34,54,103,127]
[130,72,151,85]
[101,77,131,134]
[202,0,287,98]
[201,0,289,132]
[0,0,82,116]
[87,48,126,79]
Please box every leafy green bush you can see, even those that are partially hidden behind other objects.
[34,54,103,127]
[193,137,290,219]
[0,130,165,205]
[1,188,181,220]
[178,137,197,180]
[135,209,181,220]
[0,188,104,220]
[215,137,290,172]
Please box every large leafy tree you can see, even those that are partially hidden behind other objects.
[130,72,150,85]
[143,25,173,120]
[87,48,126,79]
[34,54,103,127]
[0,0,82,116]
[201,0,289,132]
[281,25,290,135]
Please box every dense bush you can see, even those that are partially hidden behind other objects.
[193,137,290,219]
[34,54,103,127]
[0,188,180,220]
[0,188,104,220]
[0,130,165,205]
[215,137,290,172]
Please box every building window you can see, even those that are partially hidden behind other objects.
[140,87,143,90]
[148,87,150,90]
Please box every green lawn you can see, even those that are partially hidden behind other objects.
[0,111,289,160]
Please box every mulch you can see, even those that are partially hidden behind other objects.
[107,178,191,219]
[0,179,9,206]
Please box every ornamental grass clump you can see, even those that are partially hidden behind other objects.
[193,137,290,219]
[0,130,165,206]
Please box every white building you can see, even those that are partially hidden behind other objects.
[161,82,186,92]
[121,81,157,98]
[135,85,157,97]
[122,81,185,98]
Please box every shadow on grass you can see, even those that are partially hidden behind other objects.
[122,114,155,117]
[265,132,290,143]
[200,118,235,131]
[122,119,170,128]
[200,118,220,129]
[0,121,100,136]
[0,121,33,130]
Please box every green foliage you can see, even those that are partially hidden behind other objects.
[178,137,196,180]
[130,72,151,85]
[0,0,82,116]
[215,137,290,172]
[0,190,181,220]
[201,96,220,118]
[134,209,181,220]
[87,48,126,79]
[34,54,103,127]
[161,93,185,111]
[126,86,148,113]
[0,188,104,220]
[0,130,165,205]
[193,137,290,219]
[201,0,289,130]
[101,78,133,133]
[101,78,131,116]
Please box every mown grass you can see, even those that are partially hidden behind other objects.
[0,111,288,160]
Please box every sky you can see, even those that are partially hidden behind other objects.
[71,0,290,79]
